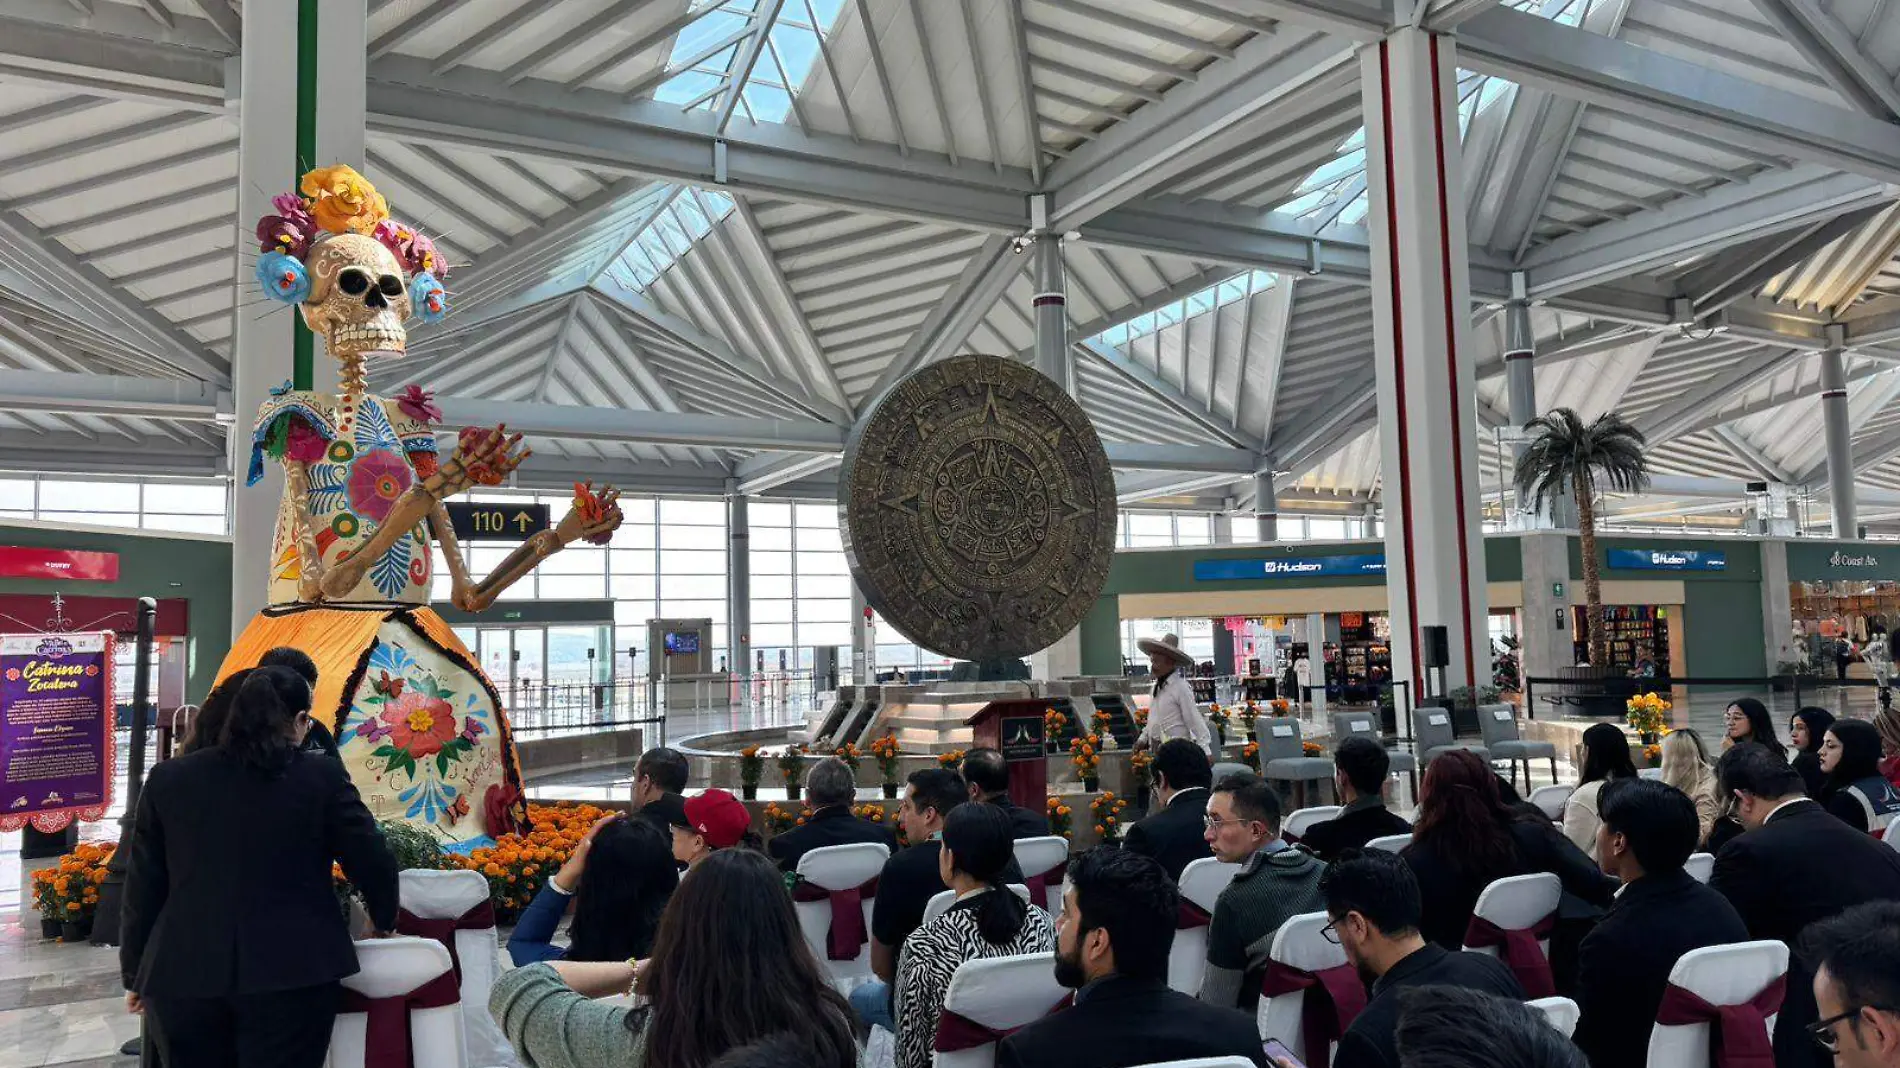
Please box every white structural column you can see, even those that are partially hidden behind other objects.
[309,0,367,398]
[1033,237,1072,392]
[1361,27,1491,697]
[1211,513,1235,544]
[725,479,751,686]
[1821,326,1858,537]
[1254,471,1279,542]
[229,1,300,634]
[850,582,871,684]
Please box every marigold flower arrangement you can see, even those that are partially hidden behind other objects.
[1302,740,1324,756]
[31,841,114,936]
[1241,740,1261,771]
[834,742,862,771]
[1643,743,1663,768]
[938,748,967,769]
[1069,733,1101,779]
[762,801,800,835]
[738,744,765,791]
[1270,697,1292,716]
[1208,703,1231,731]
[447,802,605,921]
[852,802,890,824]
[1044,706,1069,737]
[869,734,903,784]
[1238,701,1260,735]
[1129,747,1153,786]
[1132,703,1149,730]
[1091,792,1130,843]
[1626,692,1671,737]
[778,744,807,787]
[1047,795,1074,839]
[791,804,817,826]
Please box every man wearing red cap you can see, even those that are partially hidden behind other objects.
[669,789,754,868]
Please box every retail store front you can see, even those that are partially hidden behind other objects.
[1784,542,1900,675]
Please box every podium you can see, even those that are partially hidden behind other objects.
[965,699,1049,811]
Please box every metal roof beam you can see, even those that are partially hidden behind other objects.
[1103,442,1259,474]
[0,9,229,112]
[733,452,843,495]
[1710,425,1794,483]
[1674,207,1887,315]
[0,369,231,420]
[1637,347,1804,442]
[433,399,847,452]
[859,237,1027,407]
[1076,337,1256,450]
[1744,0,1900,121]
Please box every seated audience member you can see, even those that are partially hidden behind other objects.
[1799,901,1900,1068]
[180,669,251,755]
[508,813,677,966]
[1403,751,1614,951]
[631,747,690,832]
[258,646,339,760]
[122,666,399,1068]
[1711,742,1900,1068]
[995,850,1267,1068]
[492,850,857,1068]
[1571,778,1748,1068]
[1723,697,1779,753]
[1326,849,1523,1068]
[962,747,1052,838]
[1791,706,1837,799]
[1879,705,1900,786]
[1122,738,1215,880]
[1393,987,1587,1068]
[1199,773,1328,1011]
[706,1034,827,1068]
[668,789,758,869]
[1820,719,1900,833]
[894,804,1056,1068]
[1300,737,1411,861]
[1659,727,1720,845]
[769,757,896,872]
[1562,722,1638,863]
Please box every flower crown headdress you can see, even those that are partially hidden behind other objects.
[252,164,449,324]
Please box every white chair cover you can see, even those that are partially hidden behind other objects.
[1258,912,1352,1061]
[1528,785,1574,821]
[934,952,1068,1068]
[1644,941,1788,1068]
[1364,833,1412,853]
[922,884,1032,928]
[1167,858,1241,995]
[1639,767,1664,780]
[1127,1060,1257,1068]
[1683,852,1715,884]
[398,869,512,1068]
[1886,812,1900,849]
[794,842,890,981]
[1283,806,1343,842]
[1012,836,1072,912]
[1464,874,1561,997]
[329,937,468,1068]
[1530,996,1580,1038]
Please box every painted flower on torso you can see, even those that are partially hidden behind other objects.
[347,449,412,524]
[381,690,457,758]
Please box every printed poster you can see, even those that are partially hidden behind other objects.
[0,632,115,832]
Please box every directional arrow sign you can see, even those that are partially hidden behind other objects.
[445,502,551,542]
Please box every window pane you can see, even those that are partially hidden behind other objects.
[612,548,656,575]
[661,499,725,526]
[1176,515,1211,544]
[795,551,849,575]
[540,574,606,599]
[751,526,793,551]
[615,601,655,626]
[798,597,852,622]
[796,527,842,553]
[660,549,725,574]
[149,483,225,513]
[143,514,226,534]
[1128,514,1172,539]
[752,502,792,527]
[795,505,837,529]
[661,598,726,621]
[663,574,726,600]
[616,523,658,550]
[795,574,852,601]
[0,479,31,509]
[40,480,138,511]
[802,621,851,646]
[42,511,138,527]
[617,497,656,524]
[752,624,795,645]
[752,550,792,575]
[752,575,794,600]
[611,573,657,600]
[753,600,796,624]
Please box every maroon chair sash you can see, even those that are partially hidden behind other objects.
[1463,913,1558,998]
[1259,960,1370,1068]
[1653,975,1786,1068]
[338,969,460,1068]
[791,876,878,960]
[395,900,496,986]
[933,993,1075,1052]
[1022,860,1069,913]
[1177,899,1212,929]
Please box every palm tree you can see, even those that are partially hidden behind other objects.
[1513,408,1650,667]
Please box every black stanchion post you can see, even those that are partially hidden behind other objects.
[93,596,157,947]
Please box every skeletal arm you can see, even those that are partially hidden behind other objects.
[283,460,328,601]
[454,487,623,613]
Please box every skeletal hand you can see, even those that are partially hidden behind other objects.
[556,483,623,547]
[425,425,529,501]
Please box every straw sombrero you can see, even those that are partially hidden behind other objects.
[1136,632,1196,669]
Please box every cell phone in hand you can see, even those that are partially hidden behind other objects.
[1262,1038,1308,1068]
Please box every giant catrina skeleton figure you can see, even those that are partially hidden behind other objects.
[215,166,623,844]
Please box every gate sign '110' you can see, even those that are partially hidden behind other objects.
[445,502,551,542]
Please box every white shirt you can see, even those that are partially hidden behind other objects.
[1138,671,1214,754]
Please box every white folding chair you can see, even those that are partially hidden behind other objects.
[397,869,511,1068]
[1258,912,1359,1063]
[1683,852,1715,884]
[1639,767,1664,780]
[1645,941,1789,1068]
[1283,806,1342,842]
[1012,836,1071,913]
[1364,833,1412,853]
[793,842,889,981]
[1528,784,1574,821]
[1167,858,1241,995]
[1463,873,1561,996]
[1530,996,1580,1038]
[330,937,467,1068]
[1885,812,1900,849]
[922,884,1032,928]
[934,952,1069,1068]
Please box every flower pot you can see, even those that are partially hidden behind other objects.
[61,917,91,943]
[39,918,60,940]
[882,782,898,799]
[1246,727,1258,744]
[1083,776,1099,792]
[1136,785,1151,813]
[1640,731,1659,746]
[784,784,800,803]
[741,784,757,801]
[1215,728,1227,749]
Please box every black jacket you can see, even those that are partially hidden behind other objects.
[121,748,399,997]
[1298,798,1412,862]
[996,976,1267,1068]
[1404,816,1617,950]
[767,804,897,873]
[1712,799,1900,1068]
[1123,788,1213,881]
[1572,870,1749,1068]
[633,792,685,836]
[1333,944,1523,1068]
[986,795,1052,839]
[1792,749,1827,800]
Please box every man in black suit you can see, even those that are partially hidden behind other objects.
[1572,778,1748,1068]
[769,757,896,872]
[1712,743,1900,1068]
[1327,849,1524,1068]
[995,849,1267,1068]
[1122,739,1213,881]
[962,748,1051,838]
[1800,902,1900,1068]
[1299,737,1410,861]
[631,746,688,833]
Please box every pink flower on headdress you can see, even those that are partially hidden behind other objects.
[285,417,327,464]
[273,192,311,218]
[374,220,445,279]
[256,215,312,258]
[395,385,441,426]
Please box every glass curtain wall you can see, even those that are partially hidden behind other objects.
[0,476,228,535]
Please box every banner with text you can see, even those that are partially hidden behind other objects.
[1606,548,1728,572]
[1193,554,1387,581]
[0,631,114,832]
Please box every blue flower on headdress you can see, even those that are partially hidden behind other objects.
[410,271,449,324]
[255,251,310,304]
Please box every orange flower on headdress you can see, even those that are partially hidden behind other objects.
[300,165,389,236]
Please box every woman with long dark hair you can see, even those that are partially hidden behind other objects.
[491,848,857,1068]
[1722,698,1778,752]
[1404,751,1615,949]
[1789,706,1835,798]
[893,804,1055,1068]
[1818,719,1900,833]
[179,668,251,755]
[122,665,399,1068]
[1562,723,1639,862]
[507,814,678,965]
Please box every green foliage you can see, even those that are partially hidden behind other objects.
[1513,408,1651,510]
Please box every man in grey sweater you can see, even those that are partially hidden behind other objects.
[1199,773,1328,1011]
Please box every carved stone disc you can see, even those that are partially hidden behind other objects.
[840,354,1118,662]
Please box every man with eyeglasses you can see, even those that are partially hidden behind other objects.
[1197,773,1327,1011]
[1800,901,1900,1067]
